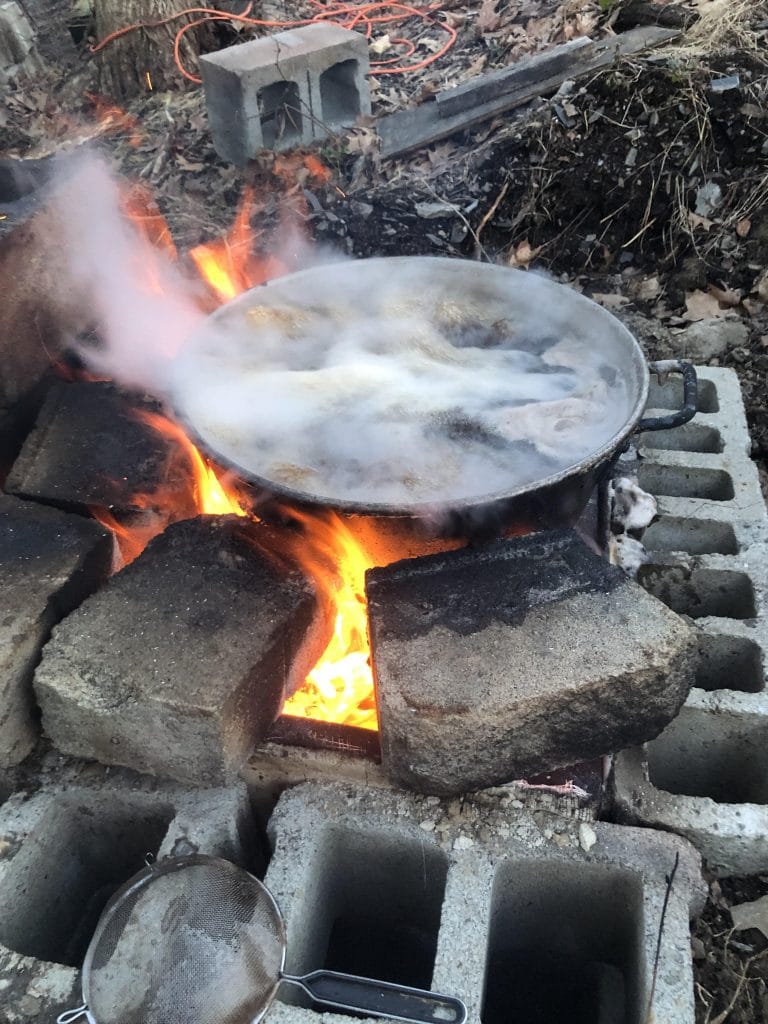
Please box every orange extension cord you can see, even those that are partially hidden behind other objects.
[90,0,458,83]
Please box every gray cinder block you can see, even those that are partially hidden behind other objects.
[613,366,768,874]
[200,24,371,163]
[263,781,706,1024]
[0,761,255,1022]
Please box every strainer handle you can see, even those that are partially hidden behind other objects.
[57,1007,97,1024]
[281,970,467,1023]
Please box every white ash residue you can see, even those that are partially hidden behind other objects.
[609,475,658,576]
[171,258,637,509]
[610,476,658,533]
[609,533,651,576]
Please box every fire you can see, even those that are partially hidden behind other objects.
[136,411,248,518]
[282,512,378,730]
[189,186,288,303]
[92,163,384,731]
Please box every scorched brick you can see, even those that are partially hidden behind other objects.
[367,528,697,795]
[33,516,328,785]
[6,381,195,514]
[0,495,112,766]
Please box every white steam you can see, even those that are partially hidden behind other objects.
[53,155,204,392]
[171,259,635,508]
[47,158,636,512]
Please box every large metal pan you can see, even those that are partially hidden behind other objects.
[171,257,696,536]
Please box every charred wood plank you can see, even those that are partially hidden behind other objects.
[436,36,594,119]
[377,26,680,160]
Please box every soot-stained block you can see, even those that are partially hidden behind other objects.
[367,529,697,795]
[6,381,195,514]
[0,495,112,766]
[34,516,329,784]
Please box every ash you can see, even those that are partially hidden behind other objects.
[609,475,658,576]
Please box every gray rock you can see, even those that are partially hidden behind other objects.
[674,317,749,362]
[367,529,696,795]
[0,496,112,766]
[34,516,329,784]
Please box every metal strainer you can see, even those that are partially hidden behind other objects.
[57,855,467,1024]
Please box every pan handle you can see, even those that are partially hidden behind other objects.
[637,359,698,432]
[281,970,467,1024]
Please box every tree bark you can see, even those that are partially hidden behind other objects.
[93,0,213,101]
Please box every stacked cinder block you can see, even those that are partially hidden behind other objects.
[200,24,371,163]
[612,366,768,874]
[0,758,257,1022]
[262,782,705,1024]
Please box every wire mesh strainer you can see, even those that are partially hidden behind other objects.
[57,855,467,1024]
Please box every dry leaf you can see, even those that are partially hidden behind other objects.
[369,34,392,55]
[688,211,713,231]
[731,895,768,939]
[736,218,752,238]
[754,270,768,304]
[630,275,660,301]
[508,239,541,268]
[592,293,629,311]
[684,289,728,322]
[176,156,205,172]
[708,283,742,308]
[477,0,502,33]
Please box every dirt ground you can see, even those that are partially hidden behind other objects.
[2,0,768,1020]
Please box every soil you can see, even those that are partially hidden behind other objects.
[1,1,768,1021]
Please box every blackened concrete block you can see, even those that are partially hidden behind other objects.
[0,496,112,766]
[6,381,195,514]
[367,529,696,795]
[34,516,328,784]
[200,24,370,163]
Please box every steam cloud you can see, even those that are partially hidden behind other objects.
[50,156,634,513]
[171,260,634,509]
[53,155,205,392]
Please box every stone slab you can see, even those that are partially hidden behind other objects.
[262,781,706,1024]
[614,367,768,874]
[34,516,329,784]
[200,24,370,162]
[0,754,255,1022]
[0,496,112,766]
[6,380,195,514]
[367,528,696,794]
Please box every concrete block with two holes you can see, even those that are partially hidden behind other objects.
[200,24,371,163]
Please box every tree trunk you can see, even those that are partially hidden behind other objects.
[94,0,213,101]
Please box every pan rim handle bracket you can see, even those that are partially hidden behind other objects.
[637,359,698,432]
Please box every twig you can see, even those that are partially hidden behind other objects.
[644,851,679,1024]
[710,947,768,1024]
[473,179,510,258]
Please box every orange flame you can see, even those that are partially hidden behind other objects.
[94,156,411,732]
[85,92,143,147]
[282,511,378,729]
[135,411,248,517]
